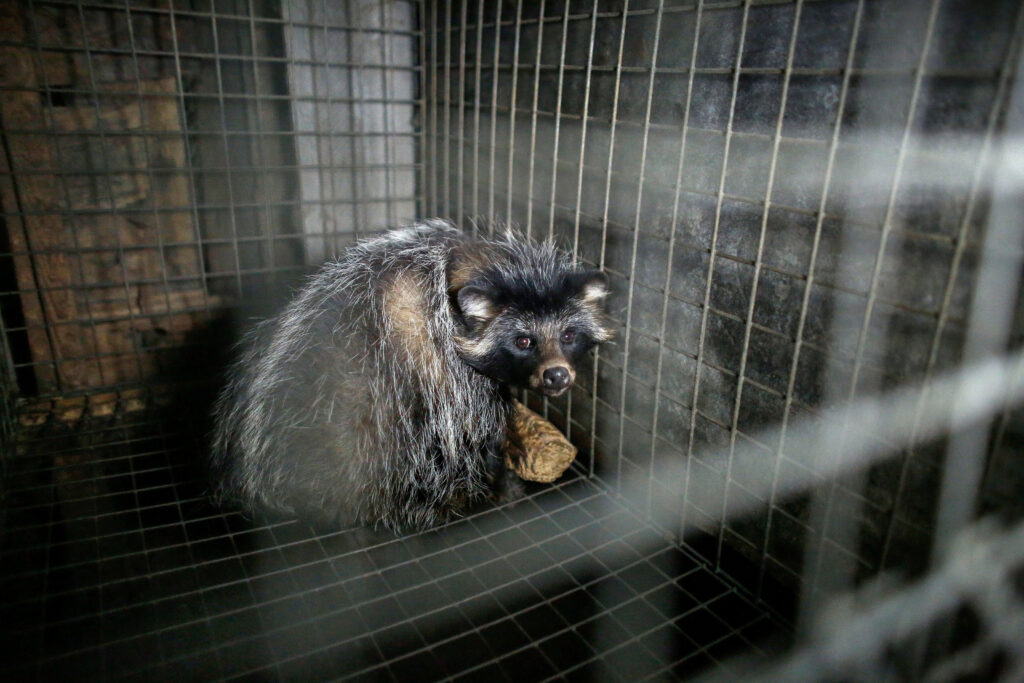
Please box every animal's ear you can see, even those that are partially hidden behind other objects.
[575,271,608,305]
[455,285,497,327]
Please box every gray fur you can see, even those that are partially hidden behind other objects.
[211,220,605,531]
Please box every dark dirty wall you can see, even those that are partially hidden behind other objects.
[426,0,1023,598]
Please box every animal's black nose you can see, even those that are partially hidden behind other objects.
[543,366,571,390]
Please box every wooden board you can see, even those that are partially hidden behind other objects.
[0,2,219,393]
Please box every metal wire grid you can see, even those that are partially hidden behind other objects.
[757,517,1024,681]
[2,343,1022,680]
[0,0,422,399]
[0,409,789,681]
[0,0,1022,680]
[422,0,1024,612]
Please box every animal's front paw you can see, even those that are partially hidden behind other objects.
[494,467,526,504]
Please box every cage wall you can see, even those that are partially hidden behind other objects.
[1,0,1024,681]
[0,0,420,401]
[423,0,1024,610]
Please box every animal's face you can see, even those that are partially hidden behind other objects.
[453,270,611,396]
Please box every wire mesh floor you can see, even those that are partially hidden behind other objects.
[0,405,790,681]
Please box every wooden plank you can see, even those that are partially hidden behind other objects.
[0,0,96,392]
[0,0,214,393]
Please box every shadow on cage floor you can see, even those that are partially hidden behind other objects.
[0,408,792,682]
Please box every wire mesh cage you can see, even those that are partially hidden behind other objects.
[1,0,1023,681]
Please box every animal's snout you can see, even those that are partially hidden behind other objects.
[542,365,572,394]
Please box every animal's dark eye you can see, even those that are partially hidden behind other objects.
[514,336,533,350]
[560,329,577,344]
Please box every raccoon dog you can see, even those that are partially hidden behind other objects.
[211,220,611,531]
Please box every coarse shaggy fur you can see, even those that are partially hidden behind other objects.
[211,220,610,531]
